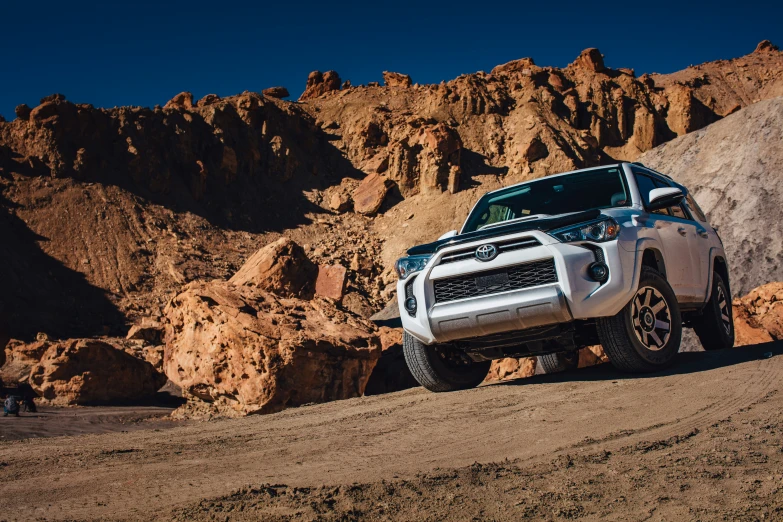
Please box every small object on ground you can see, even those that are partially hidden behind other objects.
[4,395,20,417]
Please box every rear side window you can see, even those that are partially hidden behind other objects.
[685,193,708,222]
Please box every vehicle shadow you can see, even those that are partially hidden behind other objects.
[490,341,783,387]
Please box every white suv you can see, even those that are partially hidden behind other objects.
[396,162,734,392]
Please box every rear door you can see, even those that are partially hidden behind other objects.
[633,170,699,300]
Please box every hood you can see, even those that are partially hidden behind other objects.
[406,209,601,256]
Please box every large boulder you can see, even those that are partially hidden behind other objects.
[163,280,381,416]
[28,339,167,405]
[299,71,342,101]
[229,237,317,297]
[733,282,783,346]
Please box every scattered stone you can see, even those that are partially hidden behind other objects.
[352,174,392,215]
[315,264,347,300]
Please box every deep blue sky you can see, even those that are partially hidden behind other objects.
[2,0,781,120]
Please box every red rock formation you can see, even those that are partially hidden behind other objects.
[383,71,412,87]
[29,339,166,405]
[299,70,341,100]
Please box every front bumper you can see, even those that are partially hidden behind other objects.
[397,229,639,345]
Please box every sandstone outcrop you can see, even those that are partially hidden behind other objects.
[1,339,50,384]
[262,86,290,99]
[163,280,381,416]
[126,318,164,344]
[383,71,412,87]
[28,339,167,405]
[299,70,341,100]
[164,91,195,110]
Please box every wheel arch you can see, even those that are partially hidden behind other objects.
[707,251,732,302]
[640,248,667,280]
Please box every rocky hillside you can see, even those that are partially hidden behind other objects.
[0,41,781,341]
[640,95,783,295]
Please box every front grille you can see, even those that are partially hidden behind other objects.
[433,259,557,303]
[439,237,541,264]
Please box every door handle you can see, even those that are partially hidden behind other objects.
[698,230,709,238]
[677,227,687,236]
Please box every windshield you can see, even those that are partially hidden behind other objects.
[461,167,629,233]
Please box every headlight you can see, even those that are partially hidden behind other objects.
[394,255,432,279]
[551,218,620,243]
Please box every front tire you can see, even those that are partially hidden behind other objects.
[538,351,579,374]
[597,267,682,373]
[403,332,490,392]
[693,272,735,351]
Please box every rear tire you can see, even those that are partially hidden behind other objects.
[693,272,735,351]
[538,351,579,374]
[597,267,682,373]
[403,332,490,392]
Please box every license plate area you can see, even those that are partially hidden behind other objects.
[475,271,509,291]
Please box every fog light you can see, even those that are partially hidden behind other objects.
[404,296,418,315]
[588,262,609,282]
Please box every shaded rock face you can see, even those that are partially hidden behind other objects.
[299,70,341,101]
[229,237,317,297]
[28,339,166,405]
[163,280,381,416]
[1,340,50,384]
[733,282,783,346]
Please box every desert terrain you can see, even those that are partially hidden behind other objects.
[2,41,783,520]
[1,343,782,520]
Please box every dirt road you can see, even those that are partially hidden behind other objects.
[2,342,783,521]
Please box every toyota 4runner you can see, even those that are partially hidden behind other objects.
[396,162,734,392]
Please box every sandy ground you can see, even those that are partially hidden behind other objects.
[0,406,180,442]
[1,341,783,521]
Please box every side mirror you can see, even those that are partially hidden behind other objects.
[438,230,457,240]
[647,187,685,211]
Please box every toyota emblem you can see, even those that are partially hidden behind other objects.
[475,244,498,262]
